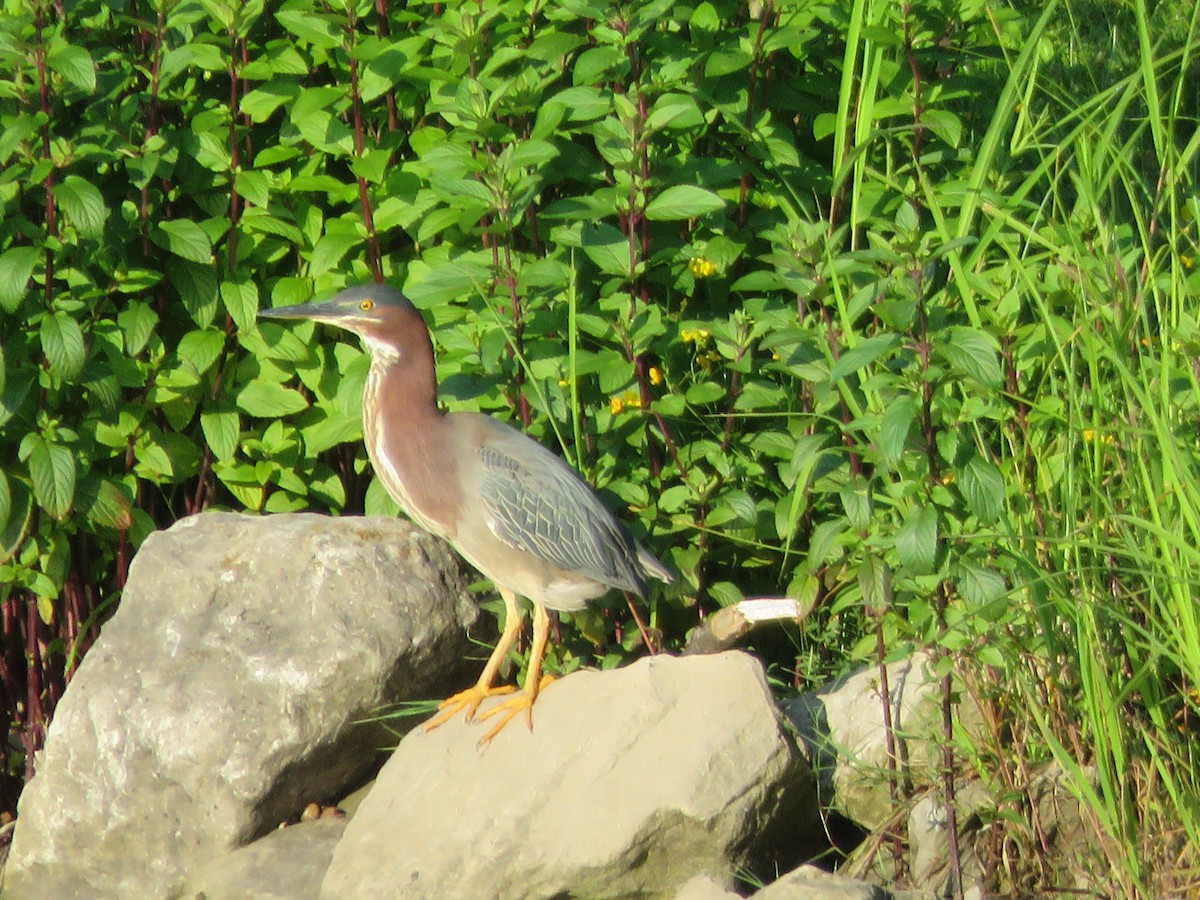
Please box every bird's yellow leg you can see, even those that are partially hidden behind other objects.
[424,588,522,732]
[477,601,556,745]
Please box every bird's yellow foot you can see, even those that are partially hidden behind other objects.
[424,683,517,733]
[476,674,556,745]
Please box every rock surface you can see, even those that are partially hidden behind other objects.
[189,818,347,900]
[754,864,892,899]
[321,651,820,900]
[3,512,479,900]
[783,651,984,831]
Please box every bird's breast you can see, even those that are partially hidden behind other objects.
[362,367,460,540]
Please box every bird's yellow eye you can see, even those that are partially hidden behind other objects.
[359,299,374,312]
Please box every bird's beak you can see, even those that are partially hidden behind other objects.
[257,299,343,322]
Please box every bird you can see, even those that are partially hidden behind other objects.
[258,284,673,743]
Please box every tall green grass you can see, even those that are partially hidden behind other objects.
[823,0,1200,893]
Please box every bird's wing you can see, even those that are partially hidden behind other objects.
[476,440,647,594]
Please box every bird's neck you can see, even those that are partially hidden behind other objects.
[361,337,458,536]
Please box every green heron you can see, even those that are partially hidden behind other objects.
[258,285,672,743]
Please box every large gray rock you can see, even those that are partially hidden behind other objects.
[753,864,890,899]
[3,512,479,900]
[188,818,347,900]
[322,651,819,900]
[784,652,984,832]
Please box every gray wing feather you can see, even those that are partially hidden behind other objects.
[477,442,649,595]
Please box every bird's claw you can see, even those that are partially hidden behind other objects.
[475,674,556,746]
[424,683,516,733]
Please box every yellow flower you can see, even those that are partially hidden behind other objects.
[1183,254,1194,270]
[689,257,717,278]
[610,391,642,415]
[648,366,663,386]
[681,328,710,344]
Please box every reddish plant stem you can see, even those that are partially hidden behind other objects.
[139,6,166,260]
[24,593,44,781]
[346,18,382,283]
[876,618,908,878]
[372,0,399,131]
[916,284,964,900]
[502,239,531,427]
[33,2,56,300]
[820,304,861,475]
[227,33,242,274]
[903,4,925,164]
[737,1,775,227]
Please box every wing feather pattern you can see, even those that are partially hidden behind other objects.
[476,441,648,595]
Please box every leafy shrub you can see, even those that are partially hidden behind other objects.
[2,0,1199,892]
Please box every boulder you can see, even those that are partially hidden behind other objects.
[321,651,820,899]
[189,818,347,900]
[672,874,741,899]
[783,651,984,831]
[3,512,479,900]
[753,864,891,899]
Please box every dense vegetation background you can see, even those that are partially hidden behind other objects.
[2,0,1198,893]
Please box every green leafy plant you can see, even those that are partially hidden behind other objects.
[2,1,1198,894]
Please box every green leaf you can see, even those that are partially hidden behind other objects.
[937,326,1002,388]
[403,261,491,307]
[118,302,159,355]
[543,86,611,124]
[364,477,400,517]
[157,219,213,264]
[19,434,75,519]
[829,334,900,383]
[76,477,132,530]
[177,328,225,375]
[857,554,892,614]
[580,222,632,277]
[839,478,871,529]
[878,394,916,465]
[221,279,259,332]
[40,311,86,381]
[707,580,744,606]
[0,470,10,539]
[201,405,240,461]
[54,176,107,239]
[685,381,725,404]
[47,44,96,93]
[0,476,31,562]
[240,81,302,123]
[275,7,342,49]
[309,223,362,276]
[236,380,309,417]
[507,140,559,170]
[168,261,219,327]
[956,561,1008,613]
[959,455,1005,524]
[896,504,938,574]
[0,246,39,312]
[573,45,627,84]
[301,407,361,454]
[645,93,704,132]
[644,185,725,221]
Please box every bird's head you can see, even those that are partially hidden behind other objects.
[258,284,428,362]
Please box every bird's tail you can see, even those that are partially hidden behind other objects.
[637,545,674,585]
